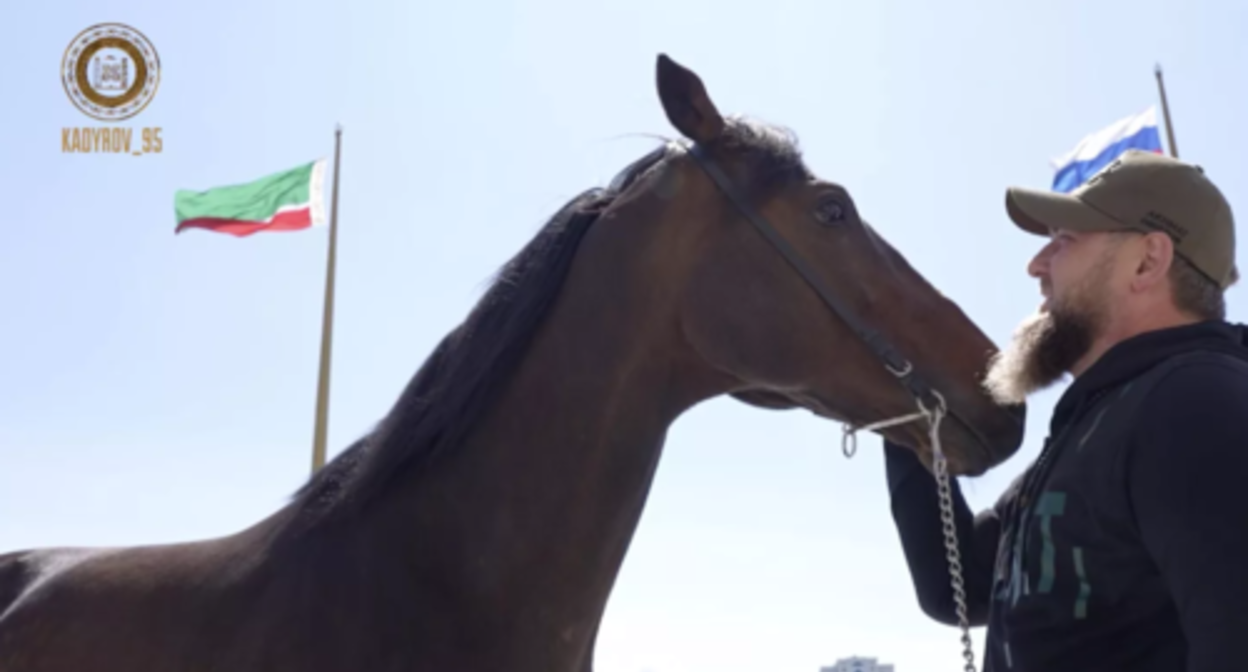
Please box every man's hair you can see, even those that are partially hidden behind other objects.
[1107,229,1234,321]
[1170,253,1236,321]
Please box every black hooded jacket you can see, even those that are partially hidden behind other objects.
[884,320,1248,672]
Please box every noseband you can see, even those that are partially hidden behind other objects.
[684,141,978,672]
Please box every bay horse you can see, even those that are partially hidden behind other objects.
[0,54,1024,672]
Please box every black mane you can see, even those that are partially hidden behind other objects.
[290,119,805,522]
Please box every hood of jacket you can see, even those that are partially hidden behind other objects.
[1049,319,1248,433]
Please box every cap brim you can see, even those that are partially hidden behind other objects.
[1005,187,1131,237]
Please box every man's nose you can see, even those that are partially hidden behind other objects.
[1027,243,1054,279]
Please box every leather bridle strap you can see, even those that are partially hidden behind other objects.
[684,142,942,414]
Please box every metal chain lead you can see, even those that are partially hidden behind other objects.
[928,406,977,672]
[841,390,976,672]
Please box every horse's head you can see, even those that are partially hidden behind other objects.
[623,54,1024,476]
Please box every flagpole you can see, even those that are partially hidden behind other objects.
[311,124,342,473]
[1155,64,1179,159]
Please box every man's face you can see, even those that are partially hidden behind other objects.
[984,228,1126,405]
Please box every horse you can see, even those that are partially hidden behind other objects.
[0,54,1024,672]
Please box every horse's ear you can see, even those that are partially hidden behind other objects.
[656,54,725,144]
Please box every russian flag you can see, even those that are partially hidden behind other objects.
[1051,107,1164,192]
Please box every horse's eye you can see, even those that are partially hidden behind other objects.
[814,196,846,225]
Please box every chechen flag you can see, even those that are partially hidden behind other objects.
[174,159,327,236]
[1050,107,1163,193]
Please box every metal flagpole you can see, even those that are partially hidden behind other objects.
[311,124,343,473]
[1155,64,1179,159]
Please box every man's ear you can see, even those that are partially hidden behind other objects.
[655,53,725,144]
[1134,231,1177,290]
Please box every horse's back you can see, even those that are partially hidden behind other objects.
[0,548,97,619]
[0,550,35,619]
[0,544,231,671]
[0,547,117,660]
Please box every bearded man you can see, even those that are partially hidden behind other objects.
[882,149,1248,672]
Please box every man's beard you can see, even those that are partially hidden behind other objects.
[983,290,1107,406]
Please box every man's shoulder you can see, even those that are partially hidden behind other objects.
[1122,348,1248,493]
[1146,348,1248,391]
[1131,349,1248,428]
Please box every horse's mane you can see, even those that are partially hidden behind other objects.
[288,118,806,524]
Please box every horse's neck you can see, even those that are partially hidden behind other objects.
[362,251,719,661]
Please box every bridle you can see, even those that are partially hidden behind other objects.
[686,140,977,672]
[684,141,978,672]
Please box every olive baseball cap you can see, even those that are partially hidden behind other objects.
[1005,149,1237,288]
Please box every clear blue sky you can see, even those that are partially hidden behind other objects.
[2,1,1245,671]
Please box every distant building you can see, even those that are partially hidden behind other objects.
[820,656,895,672]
